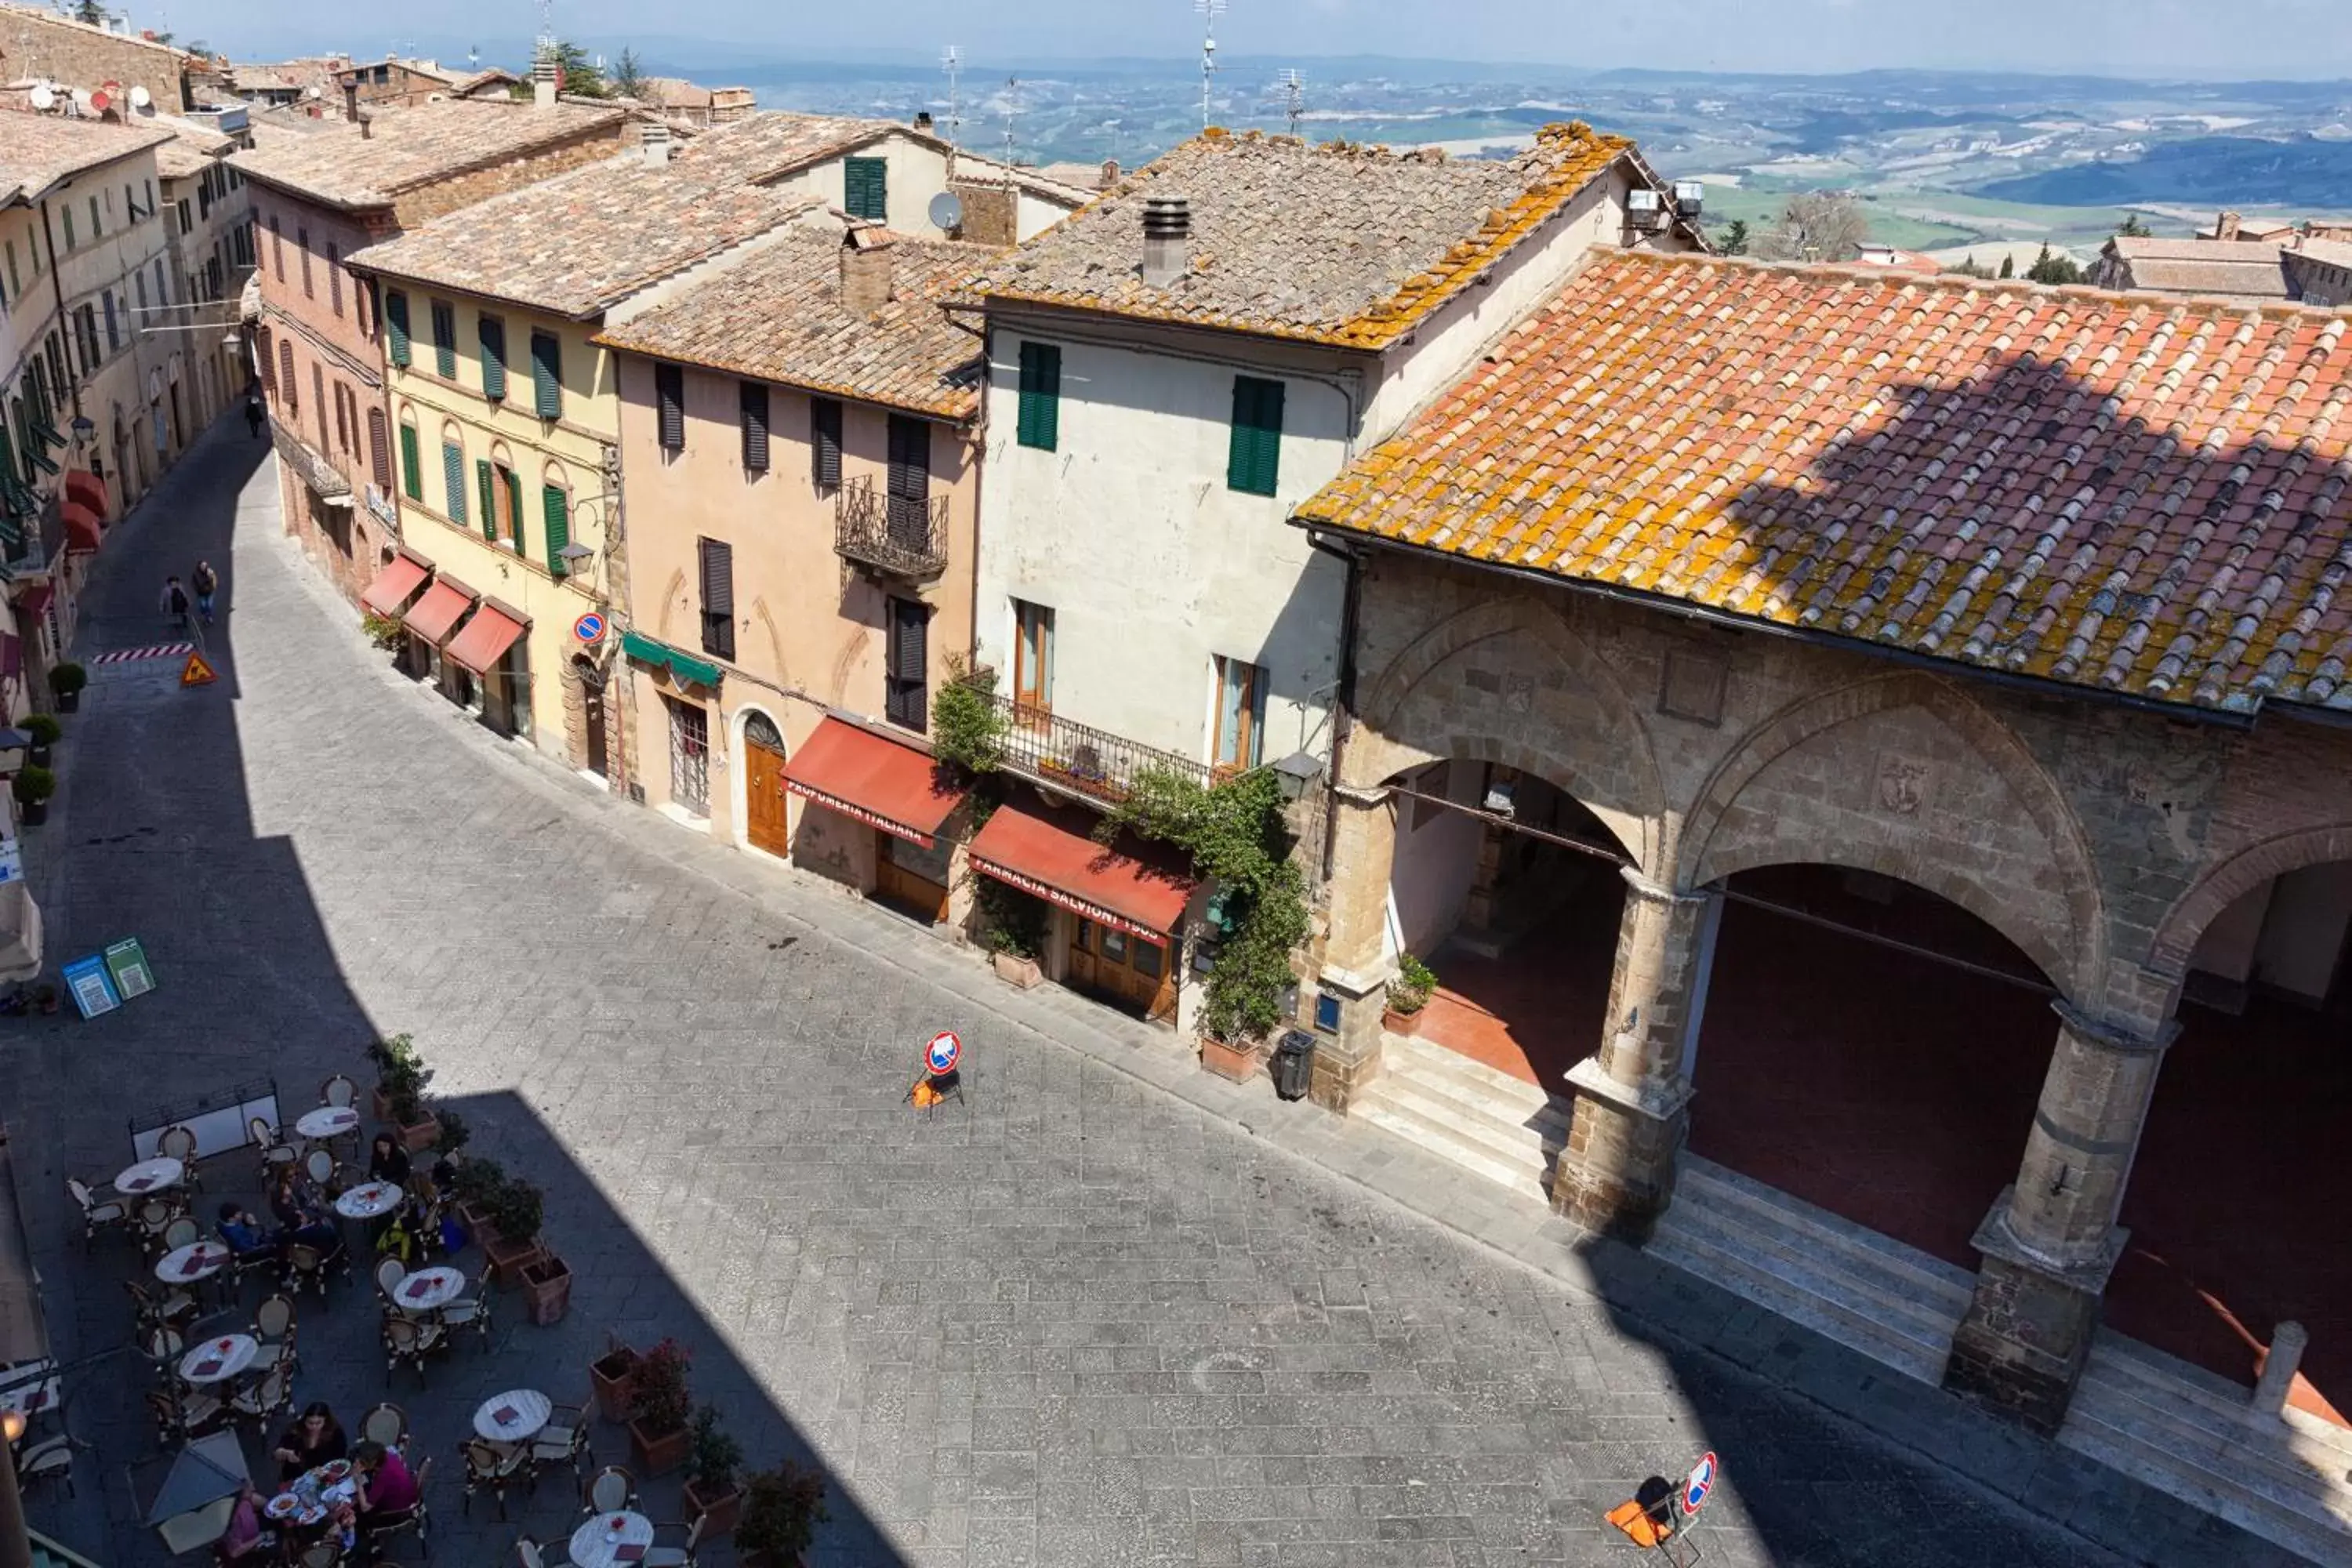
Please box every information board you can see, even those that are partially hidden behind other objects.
[104,938,155,1000]
[61,954,119,1019]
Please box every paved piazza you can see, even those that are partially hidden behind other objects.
[8,426,2293,1568]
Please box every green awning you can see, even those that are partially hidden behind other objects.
[621,628,722,689]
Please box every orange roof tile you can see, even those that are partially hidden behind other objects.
[1298,250,2352,713]
[978,123,1639,350]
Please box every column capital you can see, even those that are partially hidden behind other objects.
[1969,1185,2129,1290]
[1617,866,1712,906]
[2050,1000,2180,1057]
[1566,1054,1696,1122]
[1332,783,1389,809]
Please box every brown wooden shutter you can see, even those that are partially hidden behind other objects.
[278,341,296,412]
[739,380,768,472]
[698,537,735,660]
[656,363,684,452]
[368,408,390,491]
[811,397,842,488]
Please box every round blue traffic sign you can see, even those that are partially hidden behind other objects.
[1682,1452,1717,1516]
[925,1030,962,1076]
[573,612,605,644]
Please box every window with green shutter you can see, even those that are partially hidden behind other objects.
[844,157,888,222]
[543,485,572,575]
[478,314,506,401]
[506,469,525,556]
[430,300,456,378]
[398,423,422,499]
[1016,342,1061,451]
[529,330,561,419]
[385,290,412,367]
[476,459,495,540]
[441,441,467,524]
[1226,375,1284,495]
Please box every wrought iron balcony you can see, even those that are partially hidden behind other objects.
[980,687,1211,805]
[834,477,949,580]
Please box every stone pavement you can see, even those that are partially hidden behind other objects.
[1,420,2306,1568]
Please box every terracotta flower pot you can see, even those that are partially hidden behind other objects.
[1199,1034,1265,1083]
[628,1417,691,1476]
[683,1479,743,1537]
[520,1251,572,1326]
[396,1113,440,1152]
[590,1347,641,1425]
[455,1200,499,1247]
[482,1232,543,1287]
[990,951,1043,989]
[1381,1005,1425,1037]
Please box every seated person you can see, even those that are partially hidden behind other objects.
[366,1134,412,1189]
[272,1403,349,1483]
[350,1440,418,1535]
[215,1483,271,1563]
[268,1171,338,1251]
[216,1202,278,1258]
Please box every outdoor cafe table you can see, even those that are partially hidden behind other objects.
[293,1106,361,1142]
[334,1181,403,1220]
[178,1334,257,1387]
[570,1511,654,1568]
[474,1389,552,1445]
[155,1240,231,1287]
[266,1457,359,1535]
[390,1266,464,1313]
[114,1156,184,1197]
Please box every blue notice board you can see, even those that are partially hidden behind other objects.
[61,954,120,1019]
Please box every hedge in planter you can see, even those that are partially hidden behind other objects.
[682,1403,745,1535]
[480,1173,546,1286]
[12,765,55,826]
[735,1458,828,1568]
[47,662,85,713]
[626,1338,694,1475]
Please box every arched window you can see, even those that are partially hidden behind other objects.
[743,711,784,753]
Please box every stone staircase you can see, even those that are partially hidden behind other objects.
[1355,1033,1568,1204]
[2062,1333,2352,1565]
[1647,1155,1976,1386]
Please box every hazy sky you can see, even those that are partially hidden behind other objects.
[148,0,2352,80]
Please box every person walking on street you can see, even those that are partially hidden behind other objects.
[192,560,218,626]
[245,394,264,439]
[159,575,191,632]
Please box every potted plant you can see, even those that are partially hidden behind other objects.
[361,610,405,651]
[976,878,1047,989]
[21,714,59,768]
[626,1338,693,1475]
[590,1337,643,1425]
[735,1458,828,1568]
[1199,1028,1266,1082]
[681,1404,746,1535]
[480,1173,546,1286]
[519,1247,572,1326]
[365,1034,426,1119]
[1383,953,1437,1036]
[47,662,84,713]
[431,1111,470,1158]
[12,765,54,827]
[449,1156,506,1243]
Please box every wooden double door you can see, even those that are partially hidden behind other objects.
[744,720,791,857]
[1069,918,1176,1022]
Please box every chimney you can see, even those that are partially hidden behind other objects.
[1141,194,1191,288]
[840,226,896,317]
[1098,158,1120,190]
[913,110,933,133]
[532,39,558,109]
[641,120,671,169]
[342,77,370,137]
[2216,209,2242,242]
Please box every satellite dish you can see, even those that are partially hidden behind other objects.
[89,88,112,114]
[927,191,964,233]
[129,84,151,109]
[305,85,322,99]
[27,84,54,111]
[70,87,93,113]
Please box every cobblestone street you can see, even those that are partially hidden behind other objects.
[2,423,2292,1568]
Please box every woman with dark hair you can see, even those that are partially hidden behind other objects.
[366,1133,411,1188]
[272,1403,349,1482]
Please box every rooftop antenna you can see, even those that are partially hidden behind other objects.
[1196,0,1225,130]
[1002,74,1018,165]
[1278,67,1302,139]
[941,45,963,158]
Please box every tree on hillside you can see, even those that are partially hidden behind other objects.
[2026,242,2082,285]
[1999,254,2016,278]
[551,40,608,99]
[1752,191,1867,263]
[2117,211,2151,238]
[70,2,111,24]
[1716,218,1750,256]
[609,47,646,100]
[1946,256,1994,278]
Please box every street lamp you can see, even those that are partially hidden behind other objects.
[1270,749,1323,802]
[67,416,93,443]
[557,542,595,571]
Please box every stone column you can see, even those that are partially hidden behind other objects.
[1309,786,1399,1115]
[1944,999,2176,1433]
[1552,869,1720,1243]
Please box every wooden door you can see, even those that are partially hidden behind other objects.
[744,733,791,857]
[1070,920,1174,1020]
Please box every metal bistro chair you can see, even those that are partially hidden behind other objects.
[158,1125,205,1195]
[136,1325,185,1383]
[294,1540,342,1568]
[579,1465,638,1519]
[374,1256,410,1301]
[229,1363,293,1428]
[515,1537,572,1568]
[437,1271,495,1352]
[159,1215,201,1254]
[461,1437,531,1521]
[251,1293,299,1376]
[65,1179,128,1250]
[643,1513,706,1568]
[304,1147,344,1196]
[252,1116,299,1183]
[283,1243,336,1300]
[13,1432,79,1499]
[527,1401,588,1481]
[381,1312,445,1388]
[359,1400,409,1454]
[320,1074,358,1109]
[125,1278,198,1334]
[143,1381,223,1442]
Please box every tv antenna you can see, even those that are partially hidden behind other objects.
[941,45,964,154]
[1278,67,1302,139]
[1002,75,1019,165]
[1196,0,1225,130]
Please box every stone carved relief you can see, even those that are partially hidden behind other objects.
[1502,673,1535,714]
[1876,753,1933,815]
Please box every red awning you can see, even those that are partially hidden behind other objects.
[360,554,430,615]
[14,585,52,619]
[968,797,1196,940]
[63,470,104,513]
[61,502,101,554]
[782,717,967,849]
[445,601,528,675]
[402,579,476,644]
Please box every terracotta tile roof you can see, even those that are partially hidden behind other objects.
[1299,250,2352,714]
[2295,237,2352,270]
[670,110,933,183]
[346,150,820,318]
[594,232,992,420]
[229,99,626,209]
[0,111,170,202]
[2099,237,2292,300]
[143,111,233,179]
[975,122,1636,350]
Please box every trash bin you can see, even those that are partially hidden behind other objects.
[1272,1029,1316,1102]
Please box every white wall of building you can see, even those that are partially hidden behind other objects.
[1387,761,1485,956]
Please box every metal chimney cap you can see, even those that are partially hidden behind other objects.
[1142,194,1192,239]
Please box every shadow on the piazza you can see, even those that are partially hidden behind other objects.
[7,424,898,1568]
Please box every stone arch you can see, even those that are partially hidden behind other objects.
[2147,822,2352,978]
[1351,597,1666,873]
[1682,670,2104,994]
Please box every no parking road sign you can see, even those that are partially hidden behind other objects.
[1680,1451,1718,1518]
[924,1030,961,1076]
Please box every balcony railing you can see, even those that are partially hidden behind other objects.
[981,687,1211,805]
[270,420,352,501]
[834,478,949,579]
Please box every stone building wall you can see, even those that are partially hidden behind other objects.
[386,125,632,227]
[0,10,191,111]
